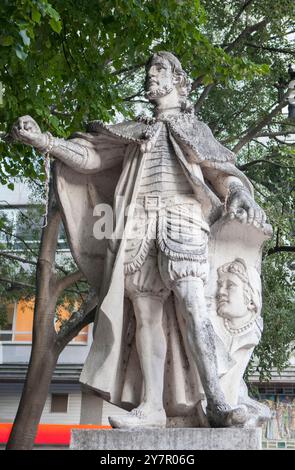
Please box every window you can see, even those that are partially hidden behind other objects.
[0,298,88,343]
[0,303,15,341]
[0,209,17,248]
[14,208,43,248]
[50,393,69,413]
[0,207,68,250]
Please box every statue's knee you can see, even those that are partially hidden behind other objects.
[133,297,163,329]
[136,314,155,330]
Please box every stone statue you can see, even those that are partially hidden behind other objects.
[11,51,271,429]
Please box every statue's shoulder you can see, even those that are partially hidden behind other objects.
[167,112,235,164]
[86,119,148,142]
[167,112,214,136]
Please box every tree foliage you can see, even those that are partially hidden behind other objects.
[1,0,289,183]
[0,0,295,378]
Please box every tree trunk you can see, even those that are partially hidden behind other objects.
[6,346,59,450]
[6,186,61,450]
[6,181,97,450]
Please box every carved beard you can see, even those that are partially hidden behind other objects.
[145,84,174,100]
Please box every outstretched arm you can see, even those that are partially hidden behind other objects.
[11,115,124,174]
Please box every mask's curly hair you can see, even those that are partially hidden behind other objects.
[145,51,192,110]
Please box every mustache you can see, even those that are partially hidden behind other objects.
[144,78,159,90]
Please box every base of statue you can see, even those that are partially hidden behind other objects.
[70,427,262,450]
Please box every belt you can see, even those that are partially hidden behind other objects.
[134,195,210,232]
[136,194,198,210]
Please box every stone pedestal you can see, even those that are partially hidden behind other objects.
[70,427,262,450]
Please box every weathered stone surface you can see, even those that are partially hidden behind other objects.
[70,427,262,450]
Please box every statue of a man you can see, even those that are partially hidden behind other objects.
[11,51,267,428]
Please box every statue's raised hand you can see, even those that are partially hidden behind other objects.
[226,184,266,227]
[11,115,48,150]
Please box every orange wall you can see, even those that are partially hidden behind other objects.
[14,299,34,341]
[11,299,88,343]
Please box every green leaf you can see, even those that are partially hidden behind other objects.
[45,5,61,22]
[0,35,14,47]
[49,18,62,34]
[32,8,41,24]
[7,182,14,190]
[260,64,270,74]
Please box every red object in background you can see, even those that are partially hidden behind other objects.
[0,423,111,446]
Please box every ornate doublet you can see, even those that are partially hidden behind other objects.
[124,121,209,275]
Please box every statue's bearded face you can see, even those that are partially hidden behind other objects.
[145,57,175,100]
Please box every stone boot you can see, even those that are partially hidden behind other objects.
[206,403,248,428]
[108,408,166,429]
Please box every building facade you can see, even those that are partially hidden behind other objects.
[0,182,125,443]
[0,181,294,449]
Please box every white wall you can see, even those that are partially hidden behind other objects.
[0,383,82,424]
[0,182,32,207]
[0,342,92,364]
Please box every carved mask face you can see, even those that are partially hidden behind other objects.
[145,57,175,100]
[216,272,249,320]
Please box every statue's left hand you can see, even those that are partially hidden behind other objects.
[11,115,48,150]
[226,186,266,226]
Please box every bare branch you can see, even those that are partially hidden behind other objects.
[122,90,143,101]
[127,99,149,104]
[191,75,205,92]
[191,17,268,104]
[0,252,37,266]
[253,138,269,149]
[223,1,255,45]
[255,131,295,138]
[194,84,215,113]
[248,178,269,199]
[0,224,77,278]
[224,19,268,52]
[232,90,291,153]
[111,62,145,76]
[61,40,72,71]
[0,199,79,279]
[0,227,38,257]
[245,42,295,55]
[56,289,98,349]
[273,136,295,146]
[269,29,295,40]
[238,159,295,171]
[267,246,295,256]
[50,105,71,117]
[55,270,83,297]
[223,130,295,145]
[0,277,35,289]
